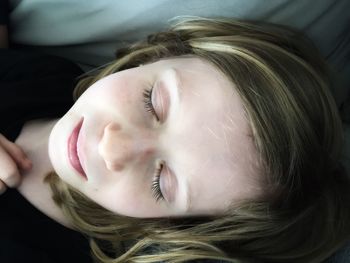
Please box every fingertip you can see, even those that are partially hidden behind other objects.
[22,159,33,170]
[0,182,6,195]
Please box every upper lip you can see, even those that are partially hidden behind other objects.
[68,117,87,179]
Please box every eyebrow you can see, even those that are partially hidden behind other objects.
[167,67,192,212]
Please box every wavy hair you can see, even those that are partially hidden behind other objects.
[45,17,350,262]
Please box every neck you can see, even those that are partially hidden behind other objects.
[15,118,73,229]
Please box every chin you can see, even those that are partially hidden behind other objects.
[48,120,67,178]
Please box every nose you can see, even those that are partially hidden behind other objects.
[98,122,156,171]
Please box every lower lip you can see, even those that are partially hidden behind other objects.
[68,118,87,180]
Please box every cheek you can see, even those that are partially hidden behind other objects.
[73,72,152,127]
[73,79,136,119]
[84,78,130,102]
[89,181,154,216]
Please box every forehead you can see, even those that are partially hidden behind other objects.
[151,57,262,214]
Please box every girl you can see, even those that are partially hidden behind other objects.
[1,12,350,263]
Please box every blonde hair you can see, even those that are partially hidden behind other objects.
[46,17,350,262]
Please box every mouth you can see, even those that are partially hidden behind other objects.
[68,117,87,180]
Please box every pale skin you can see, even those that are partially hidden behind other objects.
[0,56,263,228]
[0,133,32,193]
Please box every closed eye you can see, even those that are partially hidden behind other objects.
[143,88,160,122]
[151,162,165,202]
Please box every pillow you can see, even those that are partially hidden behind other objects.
[9,0,349,116]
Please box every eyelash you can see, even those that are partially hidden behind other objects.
[142,88,160,122]
[142,87,164,202]
[151,163,165,202]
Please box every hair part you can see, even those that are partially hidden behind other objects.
[46,17,350,262]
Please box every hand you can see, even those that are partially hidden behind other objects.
[0,133,32,194]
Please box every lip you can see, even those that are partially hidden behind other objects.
[68,117,87,180]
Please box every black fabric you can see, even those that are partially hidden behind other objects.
[0,48,92,263]
[0,0,9,25]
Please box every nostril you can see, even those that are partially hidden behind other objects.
[106,161,124,171]
[98,138,126,171]
[98,121,130,172]
[106,122,121,131]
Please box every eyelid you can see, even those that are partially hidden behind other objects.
[152,80,170,122]
[160,164,177,203]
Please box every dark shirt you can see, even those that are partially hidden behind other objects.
[0,0,9,25]
[0,48,92,263]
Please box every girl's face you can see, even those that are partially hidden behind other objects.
[49,57,262,218]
